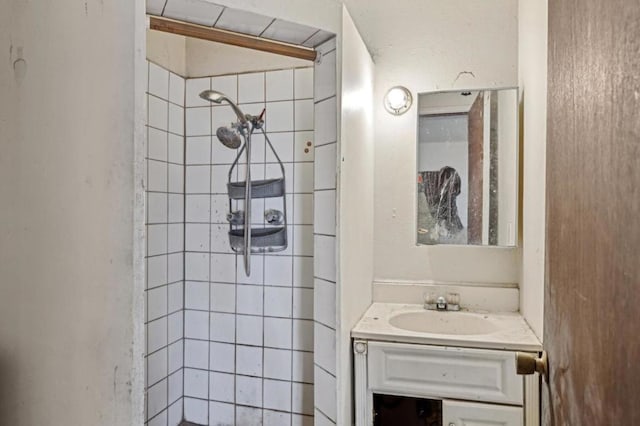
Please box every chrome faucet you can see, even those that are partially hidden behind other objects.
[424,293,460,311]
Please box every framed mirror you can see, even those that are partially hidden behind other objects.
[416,88,518,247]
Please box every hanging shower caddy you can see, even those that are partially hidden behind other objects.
[199,89,288,276]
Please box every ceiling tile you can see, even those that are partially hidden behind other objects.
[261,19,318,45]
[301,30,335,48]
[214,7,274,36]
[147,0,167,16]
[163,0,224,27]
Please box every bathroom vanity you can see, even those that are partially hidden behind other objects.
[352,303,542,426]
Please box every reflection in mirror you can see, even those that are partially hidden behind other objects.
[416,88,518,247]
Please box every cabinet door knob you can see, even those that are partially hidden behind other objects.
[515,351,548,382]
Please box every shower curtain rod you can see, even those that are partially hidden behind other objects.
[149,16,318,62]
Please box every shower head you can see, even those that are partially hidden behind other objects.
[216,126,242,149]
[199,90,248,125]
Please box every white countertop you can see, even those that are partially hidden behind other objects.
[352,303,542,352]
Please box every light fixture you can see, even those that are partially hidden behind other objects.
[384,86,413,115]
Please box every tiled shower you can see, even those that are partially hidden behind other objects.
[145,38,338,426]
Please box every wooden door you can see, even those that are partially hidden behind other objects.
[544,0,640,423]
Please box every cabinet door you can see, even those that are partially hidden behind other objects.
[443,400,523,426]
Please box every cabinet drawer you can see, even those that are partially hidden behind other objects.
[443,400,523,426]
[367,341,523,405]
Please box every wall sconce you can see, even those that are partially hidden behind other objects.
[384,86,413,115]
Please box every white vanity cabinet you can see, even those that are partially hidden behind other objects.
[354,340,539,426]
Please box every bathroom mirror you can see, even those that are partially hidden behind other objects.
[416,88,518,246]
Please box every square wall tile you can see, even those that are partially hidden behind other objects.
[314,366,337,421]
[292,351,314,384]
[293,256,314,289]
[294,99,314,131]
[293,319,314,351]
[314,143,337,190]
[236,255,264,285]
[186,136,211,165]
[294,131,314,162]
[185,223,210,252]
[167,253,183,284]
[147,255,168,288]
[292,382,314,415]
[238,72,265,104]
[168,281,183,313]
[148,127,168,162]
[295,68,314,99]
[236,406,263,426]
[314,190,336,235]
[185,310,209,340]
[169,72,185,106]
[168,340,183,373]
[210,342,235,373]
[169,103,184,135]
[184,397,208,425]
[185,195,210,223]
[186,77,211,107]
[314,279,336,329]
[168,311,183,342]
[236,375,262,407]
[149,96,169,131]
[149,62,169,100]
[210,312,236,343]
[265,255,293,287]
[168,223,183,253]
[147,224,167,257]
[168,369,183,404]
[168,400,183,426]
[147,379,168,419]
[265,132,294,163]
[264,379,292,411]
[314,97,337,146]
[168,163,184,193]
[294,194,313,225]
[184,339,208,369]
[168,133,184,164]
[293,288,313,320]
[266,69,294,102]
[236,315,263,346]
[212,74,238,102]
[266,101,294,132]
[184,368,208,399]
[210,253,236,283]
[186,107,211,136]
[264,348,292,381]
[264,287,293,318]
[186,165,211,194]
[237,285,264,315]
[147,286,168,321]
[294,162,314,193]
[293,225,314,257]
[148,316,168,353]
[210,282,236,313]
[236,345,263,377]
[185,281,209,311]
[210,372,235,403]
[148,160,168,193]
[265,410,292,426]
[314,235,336,283]
[315,49,337,101]
[185,252,209,281]
[314,322,336,375]
[147,347,167,386]
[168,194,184,223]
[264,317,292,349]
[148,192,168,224]
[209,401,235,425]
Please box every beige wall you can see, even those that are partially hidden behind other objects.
[147,29,187,76]
[518,0,547,339]
[0,0,145,424]
[344,0,520,285]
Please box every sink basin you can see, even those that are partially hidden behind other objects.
[389,310,500,335]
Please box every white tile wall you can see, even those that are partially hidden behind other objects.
[145,61,185,426]
[313,38,338,426]
[181,67,317,425]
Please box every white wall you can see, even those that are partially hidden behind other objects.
[344,0,520,284]
[518,0,547,339]
[337,7,375,426]
[0,0,145,424]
